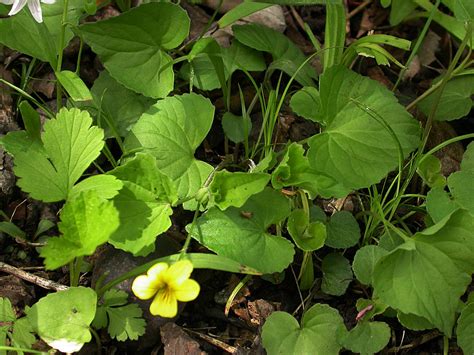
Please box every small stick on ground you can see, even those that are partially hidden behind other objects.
[0,261,68,291]
[184,329,238,354]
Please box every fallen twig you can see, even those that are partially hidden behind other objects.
[0,261,68,291]
[185,328,238,354]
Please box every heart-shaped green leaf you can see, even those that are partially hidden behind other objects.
[188,188,294,273]
[307,65,420,190]
[79,3,190,98]
[337,321,391,355]
[124,93,214,207]
[373,209,474,335]
[26,287,97,353]
[262,303,345,355]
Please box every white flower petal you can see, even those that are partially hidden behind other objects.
[8,0,28,16]
[27,0,43,22]
[41,0,55,3]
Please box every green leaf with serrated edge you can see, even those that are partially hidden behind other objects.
[26,287,96,353]
[107,154,175,256]
[107,304,146,341]
[12,318,35,349]
[0,130,43,158]
[418,75,474,121]
[109,185,173,256]
[352,245,388,285]
[457,303,474,355]
[287,209,326,251]
[221,112,252,143]
[290,87,324,124]
[0,297,15,324]
[325,211,361,248]
[79,3,189,98]
[13,108,104,202]
[90,70,154,138]
[0,0,84,65]
[271,143,350,198]
[70,175,123,200]
[188,188,294,273]
[40,191,119,269]
[56,71,92,102]
[397,312,435,331]
[109,153,177,205]
[209,171,270,210]
[262,304,344,355]
[95,290,145,341]
[124,93,214,206]
[373,210,474,336]
[321,253,353,296]
[417,155,446,188]
[337,321,390,355]
[233,24,317,87]
[307,66,420,190]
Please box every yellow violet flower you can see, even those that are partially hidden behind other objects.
[131,260,200,318]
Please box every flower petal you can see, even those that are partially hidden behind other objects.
[165,260,193,287]
[27,0,42,22]
[132,275,158,300]
[41,0,55,3]
[147,262,168,278]
[174,279,200,302]
[150,289,178,318]
[8,0,27,15]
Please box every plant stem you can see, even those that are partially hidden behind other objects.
[56,0,70,110]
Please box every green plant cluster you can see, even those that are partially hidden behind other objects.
[0,0,473,353]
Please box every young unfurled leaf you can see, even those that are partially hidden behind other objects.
[373,209,474,336]
[11,108,104,202]
[124,93,214,209]
[307,65,420,190]
[40,190,119,270]
[209,170,270,210]
[93,290,146,342]
[262,303,345,355]
[271,143,350,198]
[188,188,294,273]
[287,209,326,251]
[79,3,190,98]
[26,287,97,353]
